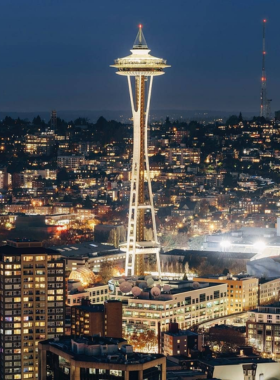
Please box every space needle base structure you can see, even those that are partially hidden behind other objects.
[111,26,170,276]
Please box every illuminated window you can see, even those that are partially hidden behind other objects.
[23,257,33,262]
[36,256,44,261]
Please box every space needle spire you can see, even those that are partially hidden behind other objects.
[111,25,170,276]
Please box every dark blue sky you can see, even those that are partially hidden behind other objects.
[0,0,279,115]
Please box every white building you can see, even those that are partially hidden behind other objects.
[67,281,109,306]
[110,279,227,338]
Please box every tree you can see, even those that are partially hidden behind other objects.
[226,115,239,126]
[57,168,69,183]
[125,330,158,352]
[32,115,45,126]
[84,195,93,209]
[99,262,119,283]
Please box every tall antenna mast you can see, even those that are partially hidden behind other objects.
[260,19,267,118]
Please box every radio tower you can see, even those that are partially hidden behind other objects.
[260,19,268,118]
[111,26,170,276]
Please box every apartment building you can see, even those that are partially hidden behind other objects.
[259,278,280,305]
[196,275,259,313]
[247,303,280,357]
[57,155,85,170]
[165,147,200,167]
[0,239,65,380]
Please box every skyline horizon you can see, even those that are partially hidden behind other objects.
[0,108,269,124]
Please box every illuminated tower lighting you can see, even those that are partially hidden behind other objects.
[111,25,170,276]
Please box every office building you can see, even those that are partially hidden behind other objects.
[109,279,227,344]
[0,239,65,380]
[38,336,166,380]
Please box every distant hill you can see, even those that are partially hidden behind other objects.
[0,109,257,123]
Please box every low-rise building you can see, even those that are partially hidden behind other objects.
[38,336,166,380]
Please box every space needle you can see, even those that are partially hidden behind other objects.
[111,25,170,276]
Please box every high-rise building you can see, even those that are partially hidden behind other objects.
[111,26,170,276]
[71,299,122,338]
[0,239,65,380]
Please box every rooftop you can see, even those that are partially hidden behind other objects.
[40,336,164,365]
[164,330,198,337]
[0,241,59,257]
[199,356,276,367]
[50,241,120,257]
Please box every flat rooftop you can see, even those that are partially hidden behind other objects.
[0,241,59,257]
[164,330,198,337]
[253,302,280,314]
[51,241,122,257]
[199,356,276,367]
[41,336,163,365]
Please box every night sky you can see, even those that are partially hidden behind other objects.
[0,0,279,115]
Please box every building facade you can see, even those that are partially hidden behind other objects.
[196,275,259,314]
[162,323,202,357]
[71,300,122,338]
[114,281,227,342]
[0,239,65,380]
[247,303,280,357]
[259,278,280,305]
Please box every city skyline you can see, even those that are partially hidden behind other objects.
[0,0,279,114]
